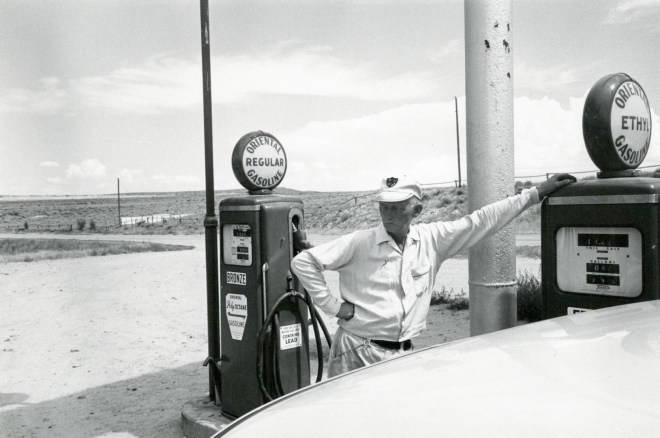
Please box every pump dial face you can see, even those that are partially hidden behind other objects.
[556,226,642,297]
[222,224,253,266]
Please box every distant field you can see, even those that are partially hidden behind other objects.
[0,238,194,263]
[0,191,215,235]
[0,183,542,236]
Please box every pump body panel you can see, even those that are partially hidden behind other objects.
[219,195,310,418]
[542,177,660,318]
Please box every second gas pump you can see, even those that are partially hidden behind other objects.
[216,131,330,418]
[542,73,657,318]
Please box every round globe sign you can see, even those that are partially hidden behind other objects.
[583,73,652,172]
[231,131,287,192]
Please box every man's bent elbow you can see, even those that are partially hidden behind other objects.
[290,251,310,276]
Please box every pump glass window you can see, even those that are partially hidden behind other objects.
[223,224,253,266]
[556,226,642,297]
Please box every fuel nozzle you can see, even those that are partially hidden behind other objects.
[292,221,313,252]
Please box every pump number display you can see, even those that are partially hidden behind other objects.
[556,227,642,297]
[223,224,253,266]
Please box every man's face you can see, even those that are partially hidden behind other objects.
[378,198,419,237]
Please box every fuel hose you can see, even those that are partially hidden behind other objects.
[256,289,331,402]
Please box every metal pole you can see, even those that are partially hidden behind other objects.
[454,96,462,188]
[465,0,515,335]
[117,178,121,227]
[200,0,220,403]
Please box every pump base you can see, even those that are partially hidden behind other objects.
[181,395,234,438]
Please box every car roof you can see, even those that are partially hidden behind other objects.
[218,300,660,437]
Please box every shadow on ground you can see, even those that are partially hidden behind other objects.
[0,362,207,438]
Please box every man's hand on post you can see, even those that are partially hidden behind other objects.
[537,173,576,199]
[336,301,355,321]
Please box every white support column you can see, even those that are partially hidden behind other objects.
[464,0,516,335]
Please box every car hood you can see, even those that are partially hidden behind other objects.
[219,301,660,437]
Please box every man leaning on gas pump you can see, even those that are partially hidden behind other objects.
[291,173,575,377]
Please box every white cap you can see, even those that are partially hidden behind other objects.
[375,176,422,202]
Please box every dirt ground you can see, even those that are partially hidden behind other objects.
[0,233,468,438]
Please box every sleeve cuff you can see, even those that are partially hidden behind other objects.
[326,296,342,317]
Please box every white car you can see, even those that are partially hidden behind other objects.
[215,300,660,437]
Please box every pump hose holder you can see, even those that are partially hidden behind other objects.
[203,356,222,399]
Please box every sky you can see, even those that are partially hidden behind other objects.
[1,0,659,195]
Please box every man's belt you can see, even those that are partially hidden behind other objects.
[370,339,413,351]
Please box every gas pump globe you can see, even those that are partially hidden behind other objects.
[542,73,656,318]
[583,73,652,176]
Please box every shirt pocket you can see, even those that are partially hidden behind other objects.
[375,258,396,280]
[411,263,430,296]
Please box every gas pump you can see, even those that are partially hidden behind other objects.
[216,131,329,418]
[542,73,656,318]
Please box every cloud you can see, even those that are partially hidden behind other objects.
[0,78,70,113]
[217,46,438,103]
[150,174,202,190]
[282,101,463,191]
[173,175,201,185]
[46,177,65,184]
[426,39,463,63]
[605,0,660,25]
[1,46,438,114]
[278,94,660,191]
[514,96,590,176]
[118,168,143,184]
[66,159,107,181]
[72,57,200,114]
[39,161,60,168]
[514,62,595,95]
[515,96,660,178]
[118,169,202,193]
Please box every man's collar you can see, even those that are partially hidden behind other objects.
[407,225,420,242]
[375,222,419,245]
[375,223,391,244]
